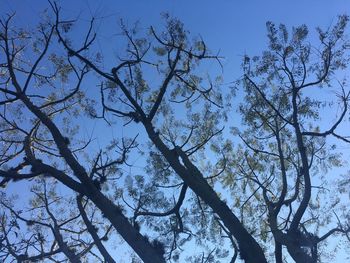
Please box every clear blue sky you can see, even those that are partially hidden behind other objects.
[2,0,349,80]
[3,0,348,112]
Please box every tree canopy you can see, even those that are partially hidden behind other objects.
[0,2,350,263]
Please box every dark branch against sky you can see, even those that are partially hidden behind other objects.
[1,1,350,262]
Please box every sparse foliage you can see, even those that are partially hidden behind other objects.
[0,2,349,263]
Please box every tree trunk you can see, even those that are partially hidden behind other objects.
[144,122,267,263]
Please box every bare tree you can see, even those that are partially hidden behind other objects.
[0,6,165,263]
[0,179,113,262]
[48,1,268,261]
[0,2,350,263]
[233,17,350,262]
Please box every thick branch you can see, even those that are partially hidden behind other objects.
[76,195,116,263]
